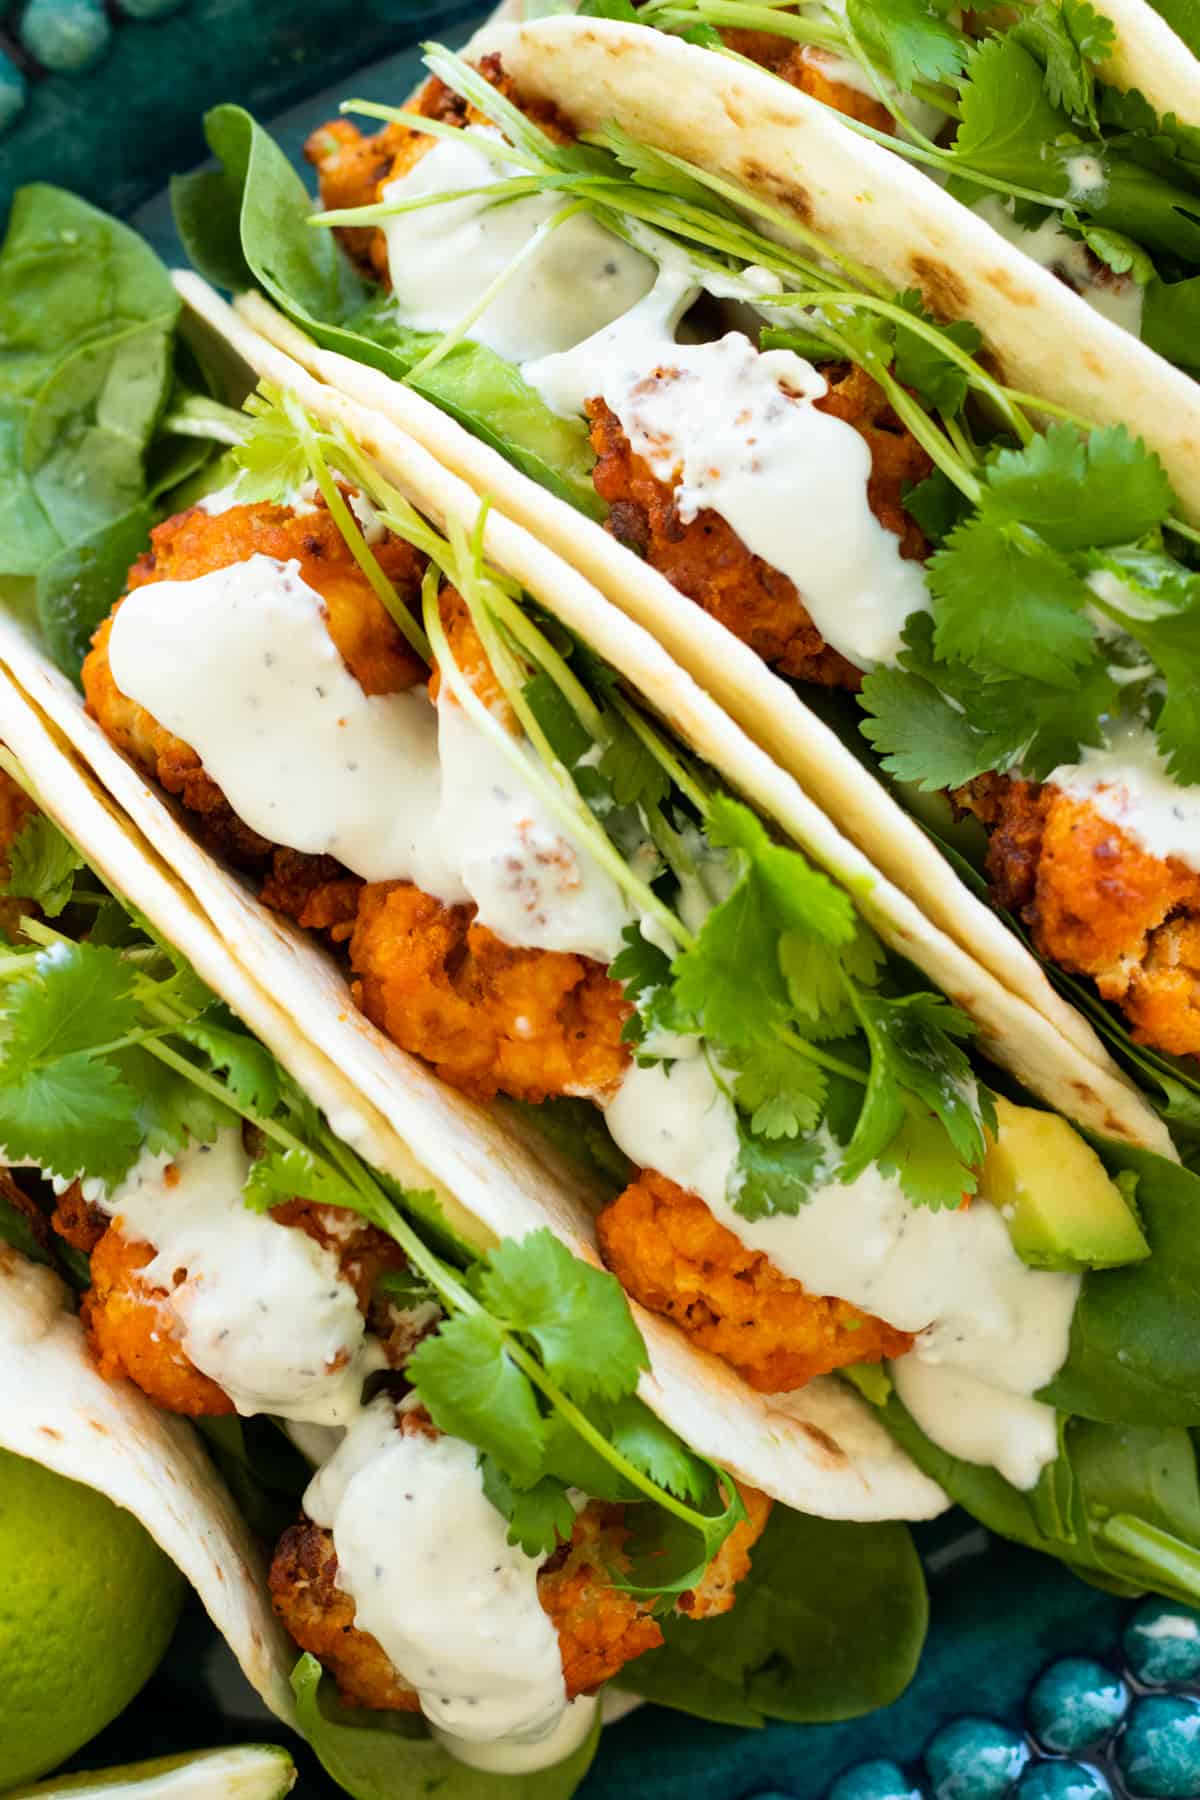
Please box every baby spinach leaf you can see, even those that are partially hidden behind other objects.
[35,502,155,674]
[291,1655,600,1800]
[881,1397,1200,1604]
[1041,1144,1200,1426]
[617,1505,928,1724]
[0,186,178,588]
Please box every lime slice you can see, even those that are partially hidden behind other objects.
[4,1746,298,1800]
[0,1449,184,1788]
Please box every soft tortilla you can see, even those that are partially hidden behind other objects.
[231,12,1193,1078]
[0,628,945,1525]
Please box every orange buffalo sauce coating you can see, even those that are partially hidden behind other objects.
[598,1168,912,1393]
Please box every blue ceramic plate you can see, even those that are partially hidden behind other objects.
[3,7,1200,1797]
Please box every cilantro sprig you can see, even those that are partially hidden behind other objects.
[0,798,743,1583]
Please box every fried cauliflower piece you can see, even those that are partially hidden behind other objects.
[68,1197,408,1415]
[349,881,631,1103]
[270,1515,422,1712]
[598,1169,912,1392]
[82,497,425,929]
[270,1408,771,1714]
[306,58,576,283]
[586,365,929,688]
[683,1480,774,1620]
[83,1227,236,1417]
[720,32,896,132]
[967,776,1200,1060]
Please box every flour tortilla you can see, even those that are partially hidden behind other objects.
[230,13,1197,1081]
[0,603,946,1526]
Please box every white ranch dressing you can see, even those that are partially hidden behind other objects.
[108,554,466,896]
[589,331,930,668]
[605,1045,742,1211]
[524,258,700,418]
[434,1698,598,1773]
[101,1131,378,1425]
[604,1046,1076,1486]
[381,127,655,364]
[973,195,1144,338]
[1049,718,1200,873]
[304,1399,566,1745]
[434,688,633,961]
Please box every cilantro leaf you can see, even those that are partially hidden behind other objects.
[0,1053,142,1187]
[522,671,593,769]
[892,292,983,415]
[859,665,1002,790]
[732,1128,832,1221]
[729,1038,827,1138]
[671,797,856,1049]
[242,1143,361,1215]
[474,1228,648,1405]
[952,37,1067,189]
[179,1004,282,1116]
[853,990,987,1184]
[1011,0,1112,128]
[610,922,672,1013]
[982,425,1174,552]
[860,612,1119,788]
[846,0,968,91]
[2,814,84,918]
[2,942,139,1068]
[598,1393,715,1505]
[1087,549,1200,783]
[116,1044,236,1156]
[779,928,871,1035]
[903,469,971,545]
[879,1094,980,1209]
[480,1458,576,1556]
[1063,212,1156,284]
[599,717,671,811]
[230,388,308,502]
[408,1311,547,1488]
[929,515,1095,684]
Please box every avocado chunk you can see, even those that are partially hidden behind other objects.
[982,1095,1151,1271]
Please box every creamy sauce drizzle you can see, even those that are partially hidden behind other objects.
[101,1130,377,1425]
[1049,718,1200,873]
[381,128,655,364]
[305,1399,566,1744]
[433,1698,598,1773]
[973,195,1144,339]
[109,555,465,895]
[605,1046,1076,1486]
[435,687,632,961]
[590,332,929,668]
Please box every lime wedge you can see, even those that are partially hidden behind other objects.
[4,1746,297,1800]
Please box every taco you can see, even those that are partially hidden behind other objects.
[485,0,1200,374]
[0,679,821,1790]
[177,17,1200,1138]
[10,172,1200,1620]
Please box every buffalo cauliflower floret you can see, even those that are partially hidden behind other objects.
[597,1168,912,1392]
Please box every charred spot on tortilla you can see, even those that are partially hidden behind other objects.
[736,155,813,225]
[800,1422,847,1464]
[908,255,969,318]
[982,265,1039,308]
